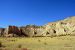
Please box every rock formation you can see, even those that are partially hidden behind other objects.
[4,26,22,37]
[21,25,35,37]
[0,28,5,36]
[0,16,75,37]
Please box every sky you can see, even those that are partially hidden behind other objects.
[0,0,75,27]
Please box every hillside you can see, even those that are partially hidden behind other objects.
[0,16,75,37]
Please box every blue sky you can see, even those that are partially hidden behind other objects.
[0,0,75,27]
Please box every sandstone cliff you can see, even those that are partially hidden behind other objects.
[0,16,75,37]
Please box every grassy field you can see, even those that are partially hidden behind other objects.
[0,36,75,50]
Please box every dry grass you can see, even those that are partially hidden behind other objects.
[0,36,75,50]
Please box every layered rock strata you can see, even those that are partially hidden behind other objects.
[0,16,75,37]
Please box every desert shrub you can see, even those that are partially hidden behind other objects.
[50,34,56,38]
[58,34,67,37]
[0,42,5,48]
[0,42,3,47]
[8,39,16,42]
[70,34,75,36]
[44,42,47,45]
[50,36,53,38]
[18,44,22,48]
[38,39,41,42]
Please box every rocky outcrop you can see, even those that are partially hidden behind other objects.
[34,26,46,36]
[21,25,35,37]
[0,16,75,37]
[45,23,56,37]
[21,25,46,37]
[4,26,22,37]
[45,16,75,36]
[0,28,5,36]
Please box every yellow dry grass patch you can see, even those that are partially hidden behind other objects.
[0,36,75,50]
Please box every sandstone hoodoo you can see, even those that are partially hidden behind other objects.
[0,28,5,36]
[4,26,22,37]
[0,16,75,37]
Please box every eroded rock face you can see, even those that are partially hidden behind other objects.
[44,16,75,36]
[0,16,75,37]
[34,27,46,36]
[0,28,5,36]
[45,22,56,36]
[4,26,22,37]
[55,21,75,36]
[21,25,35,37]
[21,25,46,37]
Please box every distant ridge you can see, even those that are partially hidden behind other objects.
[0,16,75,37]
